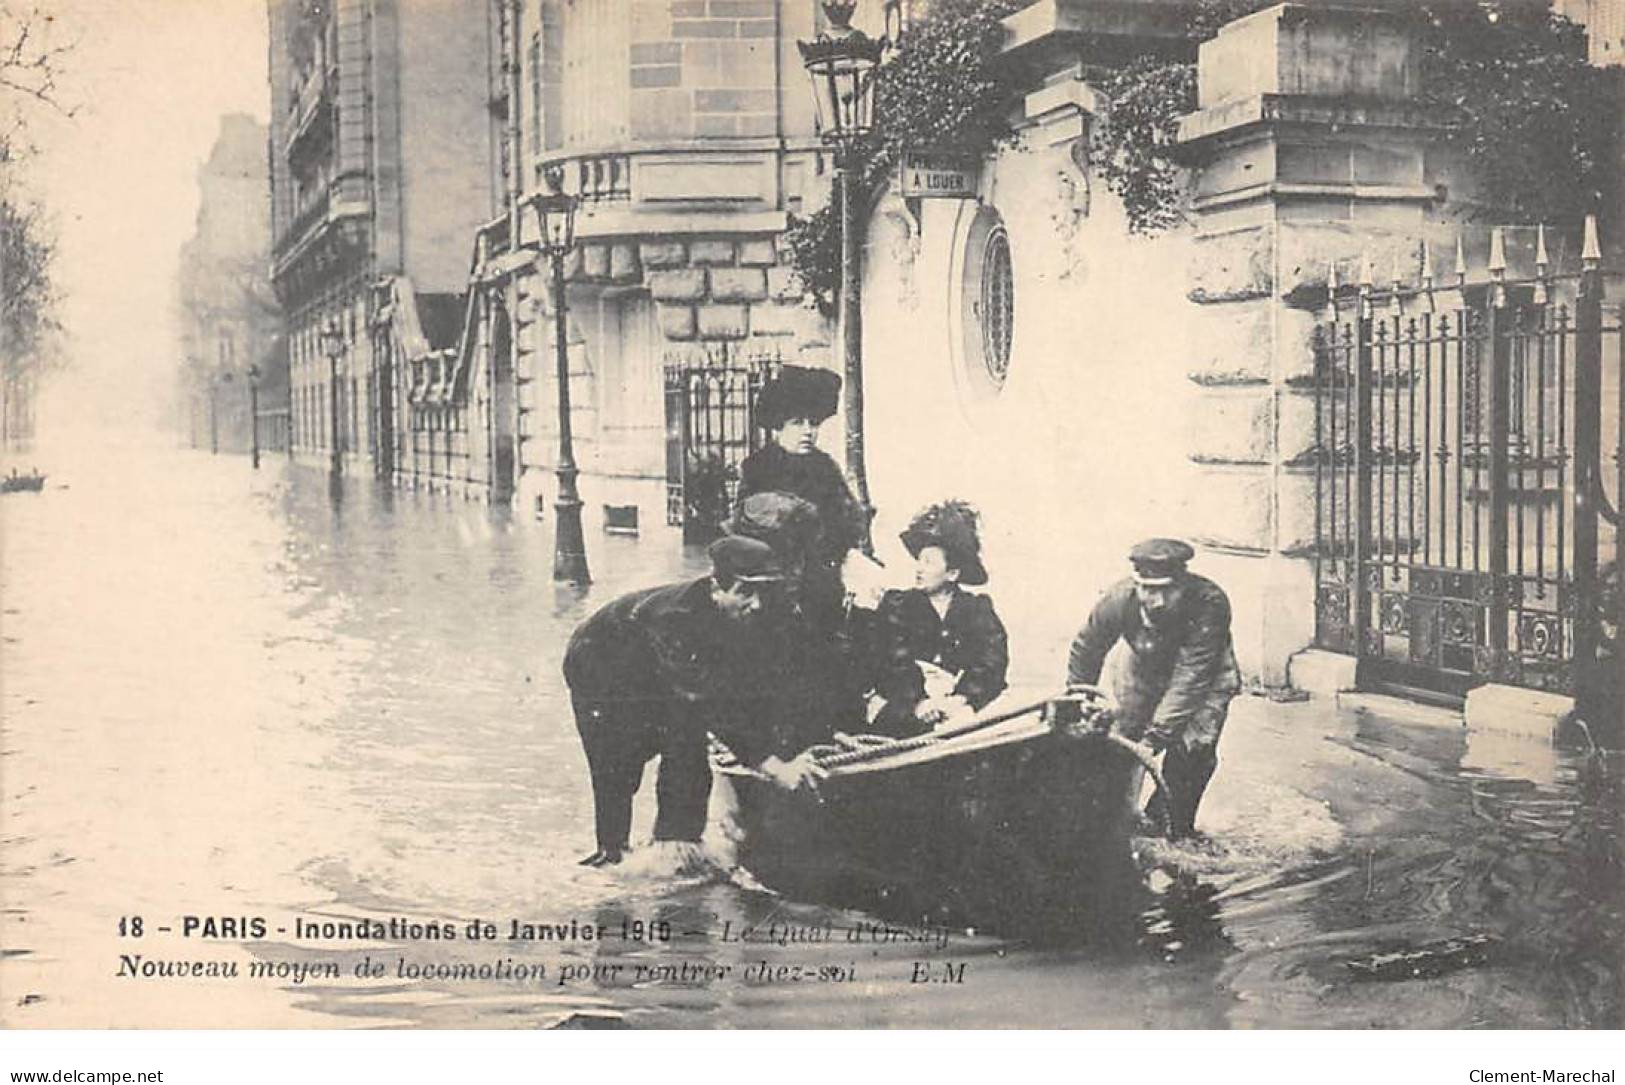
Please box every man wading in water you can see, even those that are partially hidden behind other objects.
[1066,539,1241,840]
[563,535,826,867]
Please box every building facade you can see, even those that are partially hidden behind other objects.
[858,1,1619,731]
[267,0,495,477]
[177,113,282,455]
[407,0,836,543]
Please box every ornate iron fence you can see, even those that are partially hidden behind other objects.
[1312,222,1620,722]
[663,343,782,542]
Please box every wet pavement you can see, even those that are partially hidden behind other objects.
[1,438,1619,1028]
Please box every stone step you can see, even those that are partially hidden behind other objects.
[1335,690,1464,731]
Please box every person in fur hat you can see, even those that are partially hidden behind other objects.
[738,366,869,590]
[867,500,1009,737]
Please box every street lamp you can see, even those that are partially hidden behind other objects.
[209,372,221,455]
[247,363,261,470]
[530,165,590,584]
[321,318,345,484]
[799,0,885,538]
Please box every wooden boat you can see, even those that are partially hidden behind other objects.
[1,470,46,493]
[715,688,1154,935]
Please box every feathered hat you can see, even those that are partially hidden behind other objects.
[899,500,988,586]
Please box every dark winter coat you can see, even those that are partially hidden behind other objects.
[868,586,1009,736]
[737,444,867,567]
[563,578,783,766]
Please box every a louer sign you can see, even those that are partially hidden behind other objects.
[899,153,978,199]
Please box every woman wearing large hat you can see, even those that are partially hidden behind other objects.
[866,500,1009,737]
[738,365,868,581]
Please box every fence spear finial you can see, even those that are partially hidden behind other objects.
[1390,247,1404,316]
[1534,224,1550,306]
[1582,213,1601,270]
[1454,233,1468,289]
[1488,227,1507,306]
[1420,240,1436,312]
[1325,259,1339,320]
[1358,250,1373,319]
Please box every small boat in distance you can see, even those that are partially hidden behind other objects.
[1,468,47,494]
[715,688,1152,936]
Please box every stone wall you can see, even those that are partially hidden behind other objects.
[858,82,1208,688]
[628,1,781,142]
[506,231,827,539]
[1175,2,1462,685]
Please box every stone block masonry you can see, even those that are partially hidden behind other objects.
[630,1,779,143]
[1175,2,1453,686]
[564,229,825,348]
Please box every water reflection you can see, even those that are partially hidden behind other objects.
[0,443,1618,1028]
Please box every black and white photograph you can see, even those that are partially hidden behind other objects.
[0,0,1621,1056]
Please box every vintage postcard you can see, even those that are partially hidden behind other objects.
[1,0,1620,1045]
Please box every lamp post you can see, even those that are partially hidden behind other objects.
[799,0,885,537]
[247,363,261,470]
[208,373,220,455]
[321,319,345,484]
[531,166,590,584]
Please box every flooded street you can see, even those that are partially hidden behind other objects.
[2,438,1620,1029]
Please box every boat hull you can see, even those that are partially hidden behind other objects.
[723,719,1143,935]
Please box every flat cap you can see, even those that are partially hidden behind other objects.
[1129,537,1195,585]
[708,534,787,583]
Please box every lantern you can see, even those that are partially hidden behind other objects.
[798,0,885,147]
[533,166,579,258]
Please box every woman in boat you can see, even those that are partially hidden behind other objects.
[738,365,869,627]
[867,500,1009,738]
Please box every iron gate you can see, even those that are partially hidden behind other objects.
[1312,227,1620,718]
[664,345,781,542]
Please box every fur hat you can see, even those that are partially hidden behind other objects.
[756,365,841,430]
[729,492,823,567]
[899,500,988,586]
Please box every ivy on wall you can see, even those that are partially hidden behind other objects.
[786,0,1619,294]
[784,0,1025,315]
[1089,0,1619,233]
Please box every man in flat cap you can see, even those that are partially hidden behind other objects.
[1066,539,1241,839]
[563,535,827,866]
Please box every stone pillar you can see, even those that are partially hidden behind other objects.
[1175,3,1449,687]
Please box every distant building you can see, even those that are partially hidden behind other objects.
[177,113,281,455]
[266,0,495,475]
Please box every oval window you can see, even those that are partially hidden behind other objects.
[979,226,1013,387]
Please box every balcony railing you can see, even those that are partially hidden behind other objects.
[276,188,330,257]
[273,171,370,262]
[538,152,632,203]
[285,65,331,156]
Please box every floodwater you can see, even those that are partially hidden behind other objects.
[2,439,1619,1028]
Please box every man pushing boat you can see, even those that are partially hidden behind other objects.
[563,535,829,867]
[1066,539,1241,840]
